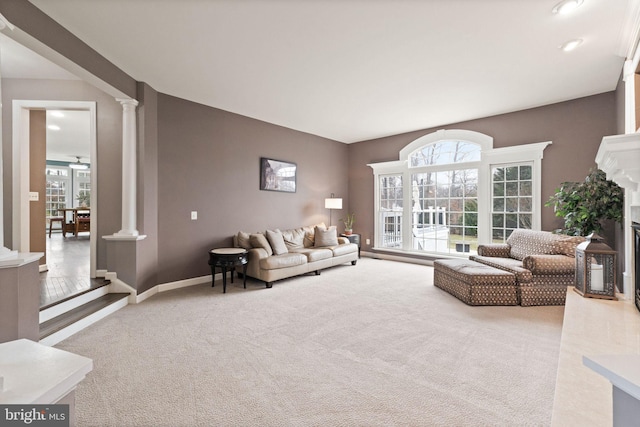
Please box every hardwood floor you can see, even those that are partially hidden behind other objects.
[40,231,104,309]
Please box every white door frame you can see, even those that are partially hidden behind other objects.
[12,100,97,277]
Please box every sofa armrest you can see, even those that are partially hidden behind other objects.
[477,244,511,258]
[522,254,576,275]
[247,247,269,262]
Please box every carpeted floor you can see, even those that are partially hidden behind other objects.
[56,258,564,426]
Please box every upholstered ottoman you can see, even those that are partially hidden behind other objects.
[434,259,518,306]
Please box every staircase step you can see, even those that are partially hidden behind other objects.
[39,293,129,345]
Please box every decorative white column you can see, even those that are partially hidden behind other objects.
[112,98,143,239]
[623,60,636,134]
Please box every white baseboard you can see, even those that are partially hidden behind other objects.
[157,274,212,293]
[39,263,48,273]
[361,250,434,266]
[96,269,107,278]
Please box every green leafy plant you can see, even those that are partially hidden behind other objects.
[341,213,355,231]
[545,168,623,236]
[76,191,90,207]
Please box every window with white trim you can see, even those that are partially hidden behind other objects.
[45,167,70,220]
[368,129,550,256]
[491,163,533,242]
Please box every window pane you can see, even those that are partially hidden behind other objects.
[493,168,505,182]
[379,174,403,248]
[506,167,518,180]
[410,140,481,167]
[519,181,532,196]
[506,182,518,196]
[411,167,478,255]
[491,162,535,242]
[520,197,532,212]
[519,214,532,228]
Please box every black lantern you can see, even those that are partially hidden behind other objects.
[575,233,617,300]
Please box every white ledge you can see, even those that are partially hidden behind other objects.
[0,252,43,269]
[102,234,147,241]
[0,339,92,404]
[583,354,640,401]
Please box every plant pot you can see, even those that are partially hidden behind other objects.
[344,229,353,235]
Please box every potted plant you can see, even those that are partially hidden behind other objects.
[76,191,91,208]
[341,213,355,235]
[545,168,623,236]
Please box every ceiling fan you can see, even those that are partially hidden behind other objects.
[69,156,88,170]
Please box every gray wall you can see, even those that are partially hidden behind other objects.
[156,94,349,284]
[1,78,123,269]
[348,92,618,255]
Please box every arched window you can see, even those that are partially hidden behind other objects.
[369,129,550,257]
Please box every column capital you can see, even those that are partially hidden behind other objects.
[116,98,139,108]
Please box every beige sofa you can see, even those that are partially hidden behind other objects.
[469,229,585,306]
[234,224,358,288]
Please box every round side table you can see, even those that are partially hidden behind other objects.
[208,248,248,293]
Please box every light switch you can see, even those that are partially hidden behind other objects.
[191,211,197,220]
[29,191,39,201]
[366,238,371,245]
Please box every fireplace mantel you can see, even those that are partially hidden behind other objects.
[597,133,640,210]
[596,133,640,299]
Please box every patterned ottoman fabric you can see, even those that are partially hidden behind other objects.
[434,259,518,306]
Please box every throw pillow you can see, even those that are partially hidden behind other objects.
[314,225,338,247]
[282,227,305,250]
[250,233,273,256]
[266,229,288,255]
[236,231,252,250]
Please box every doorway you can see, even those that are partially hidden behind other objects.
[12,100,98,286]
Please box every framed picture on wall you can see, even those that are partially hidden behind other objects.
[260,157,297,193]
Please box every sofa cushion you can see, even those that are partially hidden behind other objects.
[266,229,288,255]
[250,233,273,256]
[236,231,252,250]
[314,226,338,247]
[303,223,325,248]
[470,255,533,284]
[331,243,358,257]
[259,253,307,270]
[281,227,305,250]
[507,229,557,261]
[291,248,333,262]
[553,235,585,257]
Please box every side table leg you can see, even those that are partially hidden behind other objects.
[222,266,227,293]
[242,264,247,289]
[211,266,215,287]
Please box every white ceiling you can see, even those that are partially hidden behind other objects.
[12,0,640,143]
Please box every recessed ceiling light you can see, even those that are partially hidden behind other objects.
[47,125,61,131]
[552,0,584,14]
[559,39,583,52]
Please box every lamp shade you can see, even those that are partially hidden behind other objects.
[325,198,342,209]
